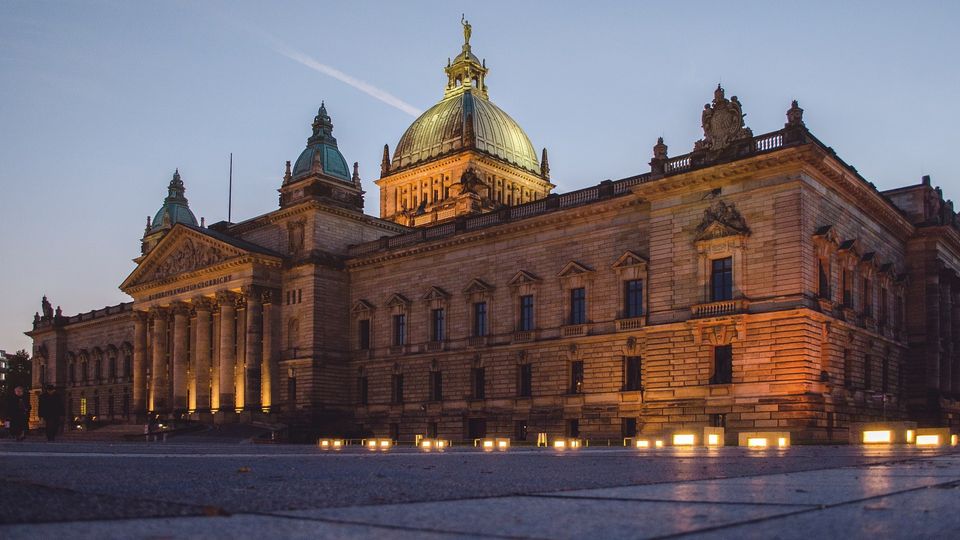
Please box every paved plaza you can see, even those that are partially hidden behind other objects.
[0,438,958,539]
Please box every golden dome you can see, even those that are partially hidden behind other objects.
[391,91,541,175]
[389,20,542,177]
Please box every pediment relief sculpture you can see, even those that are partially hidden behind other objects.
[694,200,750,242]
[149,238,228,281]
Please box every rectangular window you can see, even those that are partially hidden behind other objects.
[569,287,586,325]
[518,363,532,397]
[393,314,406,346]
[431,308,445,342]
[864,354,872,390]
[842,268,853,308]
[818,260,831,300]
[843,349,853,388]
[879,287,888,327]
[624,356,642,391]
[389,422,399,442]
[391,373,404,404]
[429,371,443,401]
[514,420,528,441]
[570,361,584,394]
[287,376,297,406]
[895,295,904,331]
[472,367,486,399]
[427,421,438,438]
[621,417,637,438]
[624,279,643,318]
[473,302,488,337]
[358,319,371,350]
[882,356,890,394]
[710,345,733,384]
[567,419,580,437]
[710,257,734,302]
[357,376,368,405]
[862,278,872,317]
[519,295,534,331]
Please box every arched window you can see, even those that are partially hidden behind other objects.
[92,391,100,417]
[109,356,117,380]
[123,354,131,380]
[81,360,89,382]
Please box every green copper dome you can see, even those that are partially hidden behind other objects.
[291,103,351,183]
[151,169,197,232]
[390,22,541,176]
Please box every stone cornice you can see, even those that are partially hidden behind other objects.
[226,199,407,236]
[124,254,281,296]
[346,195,642,268]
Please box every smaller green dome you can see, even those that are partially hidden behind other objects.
[151,169,197,232]
[290,103,351,183]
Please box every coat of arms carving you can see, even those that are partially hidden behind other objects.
[695,200,750,241]
[694,85,753,153]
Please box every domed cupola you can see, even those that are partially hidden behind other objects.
[141,169,198,255]
[375,18,554,227]
[289,102,351,184]
[150,169,198,232]
[280,102,364,211]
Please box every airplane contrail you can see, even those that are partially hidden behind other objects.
[267,37,422,118]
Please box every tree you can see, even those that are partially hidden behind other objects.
[6,349,32,391]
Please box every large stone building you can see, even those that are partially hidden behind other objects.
[26,24,960,443]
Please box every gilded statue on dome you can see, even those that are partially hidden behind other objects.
[461,14,472,46]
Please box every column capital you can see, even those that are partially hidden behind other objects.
[260,288,279,305]
[193,296,216,312]
[132,310,149,323]
[148,306,169,321]
[171,302,191,317]
[216,290,237,306]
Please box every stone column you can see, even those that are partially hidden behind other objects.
[217,292,236,411]
[193,298,213,412]
[132,311,149,416]
[172,302,190,412]
[244,286,263,411]
[149,307,169,412]
[210,304,221,411]
[261,289,279,412]
[235,296,247,410]
[940,274,953,393]
[952,275,960,395]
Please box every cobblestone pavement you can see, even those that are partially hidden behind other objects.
[0,440,957,539]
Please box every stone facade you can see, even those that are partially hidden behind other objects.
[25,36,960,444]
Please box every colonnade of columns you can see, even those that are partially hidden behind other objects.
[131,286,280,416]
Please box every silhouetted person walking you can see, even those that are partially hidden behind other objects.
[38,385,64,441]
[6,386,30,441]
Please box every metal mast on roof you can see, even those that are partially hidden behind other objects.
[228,152,233,222]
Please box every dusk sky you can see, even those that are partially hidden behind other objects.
[2,1,958,353]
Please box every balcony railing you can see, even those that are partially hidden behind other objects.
[691,299,749,318]
[561,324,588,337]
[467,336,488,348]
[615,317,646,331]
[423,341,445,353]
[513,331,535,343]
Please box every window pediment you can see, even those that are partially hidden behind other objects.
[422,286,451,301]
[557,261,595,278]
[612,251,648,270]
[386,293,411,308]
[694,200,750,243]
[351,299,375,316]
[508,270,541,287]
[462,278,494,295]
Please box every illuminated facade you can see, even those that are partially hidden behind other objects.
[26,24,960,442]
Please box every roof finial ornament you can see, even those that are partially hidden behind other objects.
[381,144,391,177]
[284,160,292,183]
[786,99,804,127]
[352,161,361,188]
[540,148,550,180]
[461,14,472,48]
[653,137,668,160]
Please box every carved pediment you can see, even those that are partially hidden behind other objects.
[837,239,860,260]
[386,293,411,308]
[612,251,648,269]
[557,261,594,278]
[508,270,542,287]
[462,278,494,294]
[351,299,375,315]
[422,286,451,301]
[121,226,270,291]
[695,200,750,242]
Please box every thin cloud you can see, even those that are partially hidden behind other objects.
[264,33,421,118]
